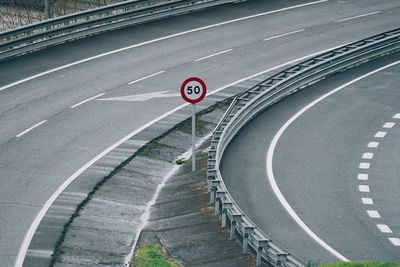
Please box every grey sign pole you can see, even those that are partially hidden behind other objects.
[192,103,196,172]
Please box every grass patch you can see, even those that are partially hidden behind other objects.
[179,117,210,135]
[137,142,171,157]
[134,244,179,267]
[312,261,400,267]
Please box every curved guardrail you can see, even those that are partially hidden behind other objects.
[207,28,400,267]
[0,0,242,60]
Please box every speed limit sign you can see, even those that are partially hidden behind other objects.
[180,77,207,104]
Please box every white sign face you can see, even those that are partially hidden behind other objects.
[180,77,207,104]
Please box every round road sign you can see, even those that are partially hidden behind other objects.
[180,77,207,104]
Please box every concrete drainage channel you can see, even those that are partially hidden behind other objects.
[24,72,277,266]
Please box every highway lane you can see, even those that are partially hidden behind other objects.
[1,0,400,265]
[220,54,400,262]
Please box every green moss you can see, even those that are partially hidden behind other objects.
[321,261,400,267]
[178,117,210,135]
[175,158,191,165]
[134,244,179,267]
[137,142,171,157]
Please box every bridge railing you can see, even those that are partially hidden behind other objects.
[208,27,400,267]
[0,0,242,60]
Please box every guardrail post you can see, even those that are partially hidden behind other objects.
[242,225,255,254]
[210,180,220,203]
[215,191,225,215]
[221,202,232,228]
[256,240,269,267]
[230,214,241,240]
[276,253,288,266]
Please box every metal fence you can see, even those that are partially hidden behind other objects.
[207,27,400,267]
[0,0,242,60]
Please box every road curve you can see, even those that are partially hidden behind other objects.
[1,0,400,265]
[221,53,400,262]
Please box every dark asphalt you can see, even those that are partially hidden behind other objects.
[1,0,400,265]
[221,53,400,263]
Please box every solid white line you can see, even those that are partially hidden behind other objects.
[367,210,381,218]
[362,152,373,160]
[383,122,395,128]
[359,185,370,193]
[377,224,392,233]
[393,113,400,119]
[16,120,48,138]
[362,197,373,205]
[359,162,370,169]
[128,71,165,85]
[337,11,381,22]
[374,131,387,138]
[266,59,400,262]
[264,29,306,41]
[15,42,344,267]
[70,93,105,108]
[0,0,328,94]
[358,173,368,181]
[368,142,379,148]
[389,237,400,246]
[195,49,233,62]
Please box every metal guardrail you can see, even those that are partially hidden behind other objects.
[207,28,400,267]
[0,0,242,60]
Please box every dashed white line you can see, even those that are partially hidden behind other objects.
[359,162,370,169]
[389,238,400,246]
[359,185,370,193]
[70,93,105,109]
[392,113,400,119]
[16,120,48,138]
[337,11,381,22]
[374,131,387,138]
[362,152,374,160]
[361,197,374,205]
[263,29,306,41]
[377,224,393,233]
[383,122,395,129]
[368,142,379,148]
[195,49,233,62]
[128,71,165,85]
[358,173,368,181]
[367,210,381,218]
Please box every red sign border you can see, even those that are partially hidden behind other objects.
[180,77,207,104]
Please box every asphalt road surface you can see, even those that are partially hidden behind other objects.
[221,53,400,262]
[1,0,400,265]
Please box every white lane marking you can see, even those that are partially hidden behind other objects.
[367,210,381,218]
[195,49,233,62]
[128,71,165,85]
[393,113,400,119]
[377,224,393,233]
[389,237,400,246]
[362,152,373,159]
[266,59,400,261]
[70,93,105,109]
[374,131,387,138]
[359,185,370,193]
[16,120,48,138]
[337,11,381,22]
[16,43,344,267]
[263,29,306,41]
[362,197,374,205]
[359,162,370,169]
[1,0,329,94]
[97,91,180,102]
[368,142,379,148]
[383,122,395,128]
[358,173,368,181]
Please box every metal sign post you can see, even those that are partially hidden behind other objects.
[180,77,207,172]
[192,103,196,172]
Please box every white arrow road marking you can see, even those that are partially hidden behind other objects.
[97,91,180,102]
